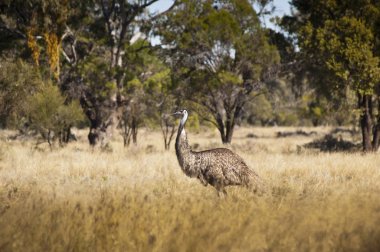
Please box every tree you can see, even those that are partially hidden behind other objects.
[0,0,90,140]
[1,0,177,148]
[283,0,380,151]
[120,39,178,149]
[74,0,180,147]
[156,0,279,143]
[0,0,85,79]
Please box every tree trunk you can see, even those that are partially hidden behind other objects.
[225,121,234,144]
[216,121,234,144]
[215,111,236,144]
[217,100,245,144]
[61,126,72,144]
[217,124,226,144]
[86,103,121,148]
[225,109,234,144]
[373,123,380,151]
[160,115,176,150]
[131,118,138,145]
[358,94,373,152]
[215,112,227,144]
[372,96,380,151]
[121,120,132,147]
[88,125,107,147]
[47,129,53,151]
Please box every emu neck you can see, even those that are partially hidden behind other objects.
[175,115,191,168]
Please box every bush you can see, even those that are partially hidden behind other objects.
[0,60,42,128]
[26,82,84,145]
[245,94,274,126]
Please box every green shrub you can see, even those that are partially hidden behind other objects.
[26,82,84,145]
[0,60,42,128]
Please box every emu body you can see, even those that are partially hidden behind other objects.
[174,110,263,195]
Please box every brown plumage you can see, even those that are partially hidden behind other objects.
[173,109,264,196]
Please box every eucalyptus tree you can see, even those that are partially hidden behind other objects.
[0,0,86,140]
[0,0,87,79]
[119,39,178,149]
[283,0,380,151]
[68,0,178,147]
[156,0,279,143]
[1,0,177,147]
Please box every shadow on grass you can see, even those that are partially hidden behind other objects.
[303,134,361,152]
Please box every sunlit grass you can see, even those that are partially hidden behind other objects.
[0,127,380,251]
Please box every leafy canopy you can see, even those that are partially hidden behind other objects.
[289,0,380,95]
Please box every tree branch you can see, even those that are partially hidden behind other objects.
[100,0,115,39]
[0,23,26,39]
[61,26,77,65]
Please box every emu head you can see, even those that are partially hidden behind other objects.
[172,109,188,127]
[172,109,188,117]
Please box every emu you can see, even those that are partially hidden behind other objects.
[173,109,264,196]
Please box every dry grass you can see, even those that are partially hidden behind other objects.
[1,126,380,251]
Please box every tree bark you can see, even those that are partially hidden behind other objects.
[225,119,234,144]
[121,119,132,147]
[83,95,122,148]
[212,98,250,144]
[372,96,380,151]
[47,129,53,151]
[160,114,176,150]
[216,117,234,144]
[216,117,227,144]
[373,122,380,151]
[131,117,138,145]
[217,95,245,144]
[358,94,373,152]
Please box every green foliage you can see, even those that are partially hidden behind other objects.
[117,39,179,147]
[157,0,279,143]
[27,83,64,131]
[246,93,273,126]
[77,55,115,101]
[217,71,242,86]
[0,60,42,128]
[26,82,84,140]
[186,112,200,132]
[276,112,298,126]
[159,0,279,87]
[282,0,380,148]
[317,17,379,93]
[0,0,87,80]
[298,95,326,126]
[289,0,380,95]
[124,40,172,93]
[58,100,86,128]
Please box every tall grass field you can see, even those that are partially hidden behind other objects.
[0,127,380,251]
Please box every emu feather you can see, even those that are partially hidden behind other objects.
[173,109,264,196]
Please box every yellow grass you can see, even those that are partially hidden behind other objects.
[1,127,380,251]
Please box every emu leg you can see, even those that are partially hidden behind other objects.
[216,184,227,197]
[198,175,208,186]
[217,190,227,198]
